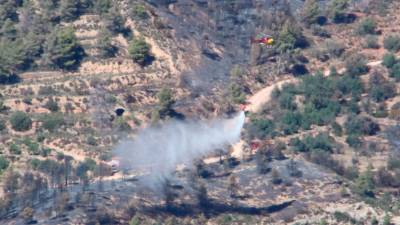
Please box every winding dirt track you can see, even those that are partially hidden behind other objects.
[231,77,298,158]
[231,59,385,159]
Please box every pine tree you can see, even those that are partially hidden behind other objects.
[43,27,85,70]
[128,37,151,65]
[1,19,17,40]
[104,6,126,34]
[329,0,349,23]
[96,29,117,58]
[59,0,81,22]
[301,0,320,26]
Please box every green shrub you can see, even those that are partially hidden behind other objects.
[346,134,362,148]
[363,35,379,49]
[329,0,350,23]
[40,148,52,157]
[9,143,21,155]
[331,122,343,136]
[228,83,246,104]
[353,166,375,197]
[336,75,363,97]
[94,0,112,14]
[247,118,275,139]
[323,39,345,58]
[36,133,46,142]
[383,213,391,225]
[44,98,59,112]
[301,0,320,26]
[59,0,81,21]
[369,82,396,102]
[10,111,32,131]
[311,25,331,38]
[86,136,97,146]
[345,115,379,136]
[303,133,334,152]
[156,87,175,118]
[38,86,57,95]
[389,63,400,81]
[384,35,400,52]
[357,18,376,35]
[382,53,397,68]
[0,155,9,172]
[131,4,148,20]
[277,21,308,52]
[333,211,357,224]
[97,29,117,58]
[281,112,303,134]
[40,113,64,131]
[104,5,126,34]
[388,157,400,170]
[128,37,151,65]
[43,27,85,71]
[278,92,297,110]
[0,119,6,131]
[345,53,368,77]
[290,133,334,153]
[23,138,39,155]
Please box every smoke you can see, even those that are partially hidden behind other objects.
[114,111,245,185]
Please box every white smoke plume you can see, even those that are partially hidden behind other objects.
[114,111,245,184]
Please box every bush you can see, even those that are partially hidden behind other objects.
[346,135,362,148]
[356,18,376,35]
[333,211,357,224]
[38,86,57,95]
[278,92,297,110]
[247,118,275,139]
[324,39,345,58]
[277,21,308,52]
[331,122,343,136]
[43,27,85,70]
[228,83,246,104]
[97,29,117,58]
[281,111,303,134]
[345,53,368,77]
[290,133,334,153]
[156,87,175,117]
[94,0,112,14]
[23,138,39,155]
[363,35,379,49]
[329,0,350,23]
[384,35,400,52]
[353,166,375,197]
[336,75,363,97]
[311,25,331,38]
[301,0,320,26]
[104,6,126,34]
[86,136,97,146]
[130,4,148,20]
[44,98,59,112]
[369,82,396,102]
[0,119,6,131]
[389,63,400,81]
[59,0,81,21]
[9,143,21,155]
[382,53,397,69]
[345,115,380,136]
[0,155,9,172]
[10,111,32,131]
[128,37,151,65]
[40,113,64,131]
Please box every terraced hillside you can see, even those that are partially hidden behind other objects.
[0,0,400,224]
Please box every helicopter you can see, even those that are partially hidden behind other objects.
[251,33,274,48]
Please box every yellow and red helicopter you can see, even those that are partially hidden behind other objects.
[251,34,274,47]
